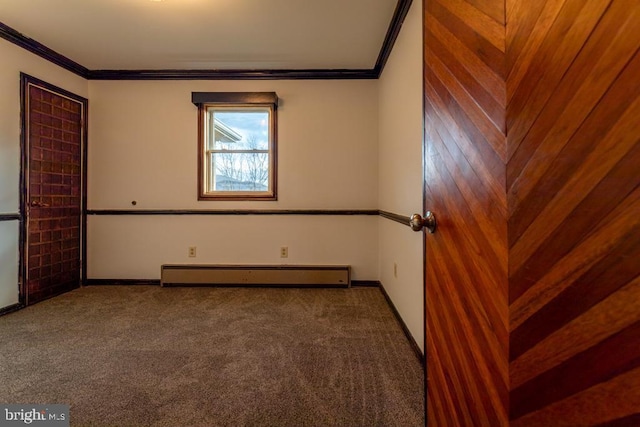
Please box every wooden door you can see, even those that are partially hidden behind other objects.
[423,0,509,424]
[21,74,87,306]
[423,0,640,425]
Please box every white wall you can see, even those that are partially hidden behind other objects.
[377,0,424,351]
[88,216,378,279]
[87,80,379,280]
[0,38,88,309]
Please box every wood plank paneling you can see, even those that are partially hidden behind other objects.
[509,185,640,331]
[511,321,640,419]
[424,0,640,424]
[506,0,612,159]
[506,0,640,424]
[512,366,640,427]
[425,11,505,106]
[507,2,640,247]
[425,31,505,133]
[511,276,640,389]
[423,0,508,424]
[465,0,505,25]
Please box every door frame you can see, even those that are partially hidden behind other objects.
[19,73,88,306]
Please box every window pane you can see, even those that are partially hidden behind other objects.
[198,95,277,200]
[211,152,270,192]
[210,110,270,151]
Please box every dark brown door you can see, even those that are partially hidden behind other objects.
[21,75,87,306]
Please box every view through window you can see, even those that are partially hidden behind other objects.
[207,107,271,192]
[195,92,277,201]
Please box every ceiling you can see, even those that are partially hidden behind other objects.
[0,0,403,74]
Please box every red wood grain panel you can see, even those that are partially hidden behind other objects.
[435,0,505,52]
[509,80,640,286]
[512,366,640,426]
[429,0,505,78]
[423,0,508,424]
[505,0,549,75]
[507,0,640,212]
[424,0,640,424]
[466,0,505,25]
[511,276,640,389]
[426,45,506,152]
[425,27,505,132]
[506,0,640,424]
[426,120,508,350]
[510,220,640,360]
[509,128,640,301]
[424,161,508,376]
[597,413,640,427]
[426,11,505,105]
[511,321,640,420]
[424,162,508,424]
[506,0,611,158]
[510,185,640,332]
[425,60,506,204]
[427,238,506,424]
[425,80,507,259]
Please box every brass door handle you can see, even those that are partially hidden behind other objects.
[410,211,437,233]
[30,200,50,207]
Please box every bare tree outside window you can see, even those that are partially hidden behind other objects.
[213,134,269,191]
[196,92,277,201]
[201,105,275,198]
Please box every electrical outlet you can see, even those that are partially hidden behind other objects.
[393,262,398,278]
[188,246,197,257]
[280,246,288,258]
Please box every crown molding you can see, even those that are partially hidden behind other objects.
[0,22,89,78]
[374,0,413,77]
[1,0,411,81]
[88,68,378,80]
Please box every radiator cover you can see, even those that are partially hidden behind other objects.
[161,264,350,287]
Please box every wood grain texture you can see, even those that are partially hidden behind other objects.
[425,10,505,105]
[511,322,640,420]
[424,0,640,424]
[507,8,640,214]
[506,0,612,159]
[423,0,508,424]
[512,366,640,427]
[509,185,640,331]
[510,276,640,389]
[507,0,640,424]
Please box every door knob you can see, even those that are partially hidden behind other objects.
[30,200,50,207]
[410,211,437,233]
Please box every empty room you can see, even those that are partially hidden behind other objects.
[1,0,638,426]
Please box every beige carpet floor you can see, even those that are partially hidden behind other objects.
[0,286,424,426]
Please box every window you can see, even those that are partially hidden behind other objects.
[193,92,278,200]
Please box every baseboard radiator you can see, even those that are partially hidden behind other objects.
[161,264,350,288]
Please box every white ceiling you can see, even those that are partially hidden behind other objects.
[0,0,399,71]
